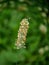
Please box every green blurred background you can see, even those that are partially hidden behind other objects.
[0,0,49,65]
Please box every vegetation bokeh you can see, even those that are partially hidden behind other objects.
[0,0,49,65]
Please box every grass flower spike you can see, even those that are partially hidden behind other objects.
[15,18,29,49]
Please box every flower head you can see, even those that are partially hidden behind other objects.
[15,18,29,49]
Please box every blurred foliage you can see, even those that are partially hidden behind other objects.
[0,0,49,65]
